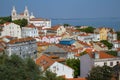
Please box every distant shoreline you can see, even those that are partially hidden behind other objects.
[51,17,120,31]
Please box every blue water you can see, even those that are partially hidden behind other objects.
[51,17,120,31]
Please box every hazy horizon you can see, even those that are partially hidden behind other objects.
[0,0,120,19]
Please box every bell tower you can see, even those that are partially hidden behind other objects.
[24,6,29,17]
[11,6,17,21]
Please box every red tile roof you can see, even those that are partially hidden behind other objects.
[117,48,120,51]
[78,41,91,47]
[46,25,60,31]
[4,22,11,25]
[36,55,55,70]
[67,78,86,80]
[74,53,80,57]
[19,13,24,15]
[8,37,35,44]
[37,42,50,46]
[26,24,36,28]
[87,51,115,59]
[30,18,49,21]
[0,24,4,26]
[0,48,4,52]
[79,33,89,36]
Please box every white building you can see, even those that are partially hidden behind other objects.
[39,35,62,44]
[80,50,120,77]
[22,24,39,38]
[77,33,93,43]
[36,55,74,78]
[11,6,30,21]
[92,33,100,41]
[112,40,120,49]
[49,62,74,78]
[11,6,51,28]
[0,22,21,38]
[6,37,37,59]
[46,25,66,36]
[29,18,51,28]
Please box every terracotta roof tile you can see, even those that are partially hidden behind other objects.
[37,42,50,46]
[87,51,115,59]
[0,24,4,26]
[8,37,36,44]
[117,48,120,51]
[67,78,86,80]
[79,33,89,36]
[19,13,24,15]
[4,22,11,25]
[30,18,50,21]
[26,24,36,28]
[78,41,91,47]
[0,48,4,52]
[46,25,60,31]
[36,55,55,70]
[74,53,80,57]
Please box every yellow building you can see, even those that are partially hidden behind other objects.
[95,27,111,41]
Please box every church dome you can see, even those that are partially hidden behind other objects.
[30,12,35,19]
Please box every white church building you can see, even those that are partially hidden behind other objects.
[11,6,30,21]
[11,6,51,28]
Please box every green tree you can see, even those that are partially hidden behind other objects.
[77,26,95,33]
[116,31,120,40]
[0,54,65,80]
[41,70,65,80]
[87,65,113,80]
[12,18,28,27]
[100,40,113,49]
[106,50,117,56]
[63,24,71,27]
[0,16,11,24]
[66,58,80,77]
[80,51,87,56]
[0,54,40,80]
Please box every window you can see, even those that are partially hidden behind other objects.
[110,62,113,66]
[104,62,107,65]
[53,66,56,72]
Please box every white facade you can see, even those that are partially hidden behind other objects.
[47,25,66,36]
[92,33,100,41]
[80,53,120,77]
[1,23,21,38]
[57,25,66,36]
[112,41,120,49]
[48,62,74,78]
[40,36,62,44]
[6,37,37,59]
[22,27,39,38]
[94,58,120,67]
[11,6,30,21]
[77,34,93,43]
[29,18,51,28]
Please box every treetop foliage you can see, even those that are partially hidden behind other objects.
[87,65,113,80]
[100,40,113,49]
[0,16,11,24]
[66,58,80,78]
[77,26,95,33]
[0,54,65,80]
[116,31,120,40]
[12,19,28,27]
[106,50,117,56]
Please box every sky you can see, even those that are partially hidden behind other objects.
[0,0,120,19]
